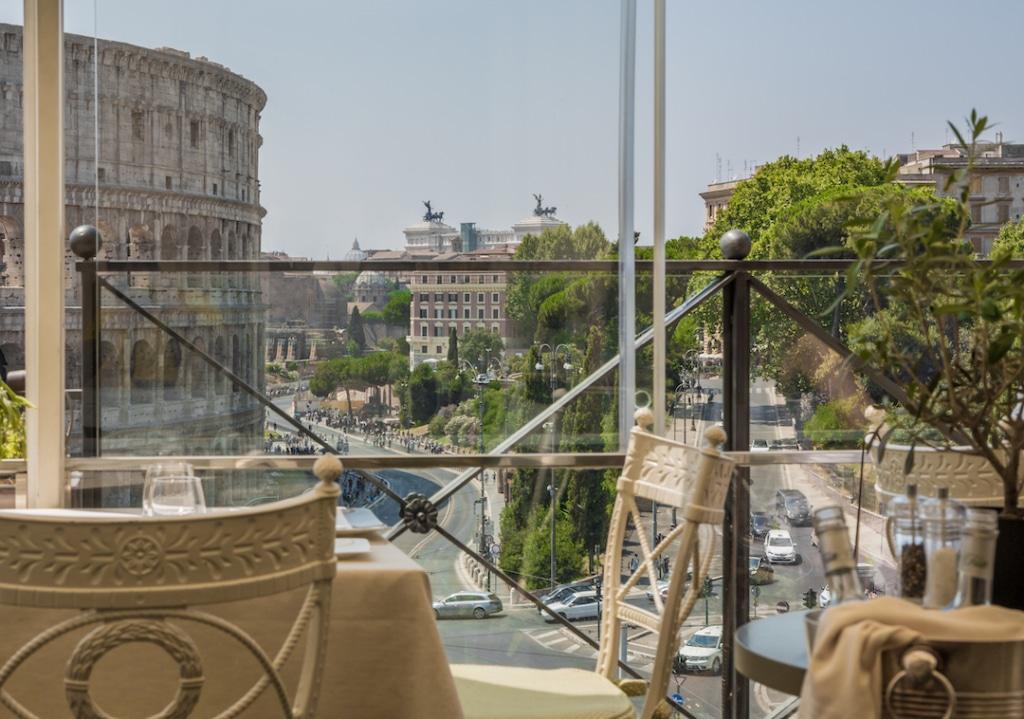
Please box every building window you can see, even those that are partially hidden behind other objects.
[448,309,456,319]
[450,275,457,283]
[436,275,443,284]
[478,309,484,319]
[434,309,442,319]
[97,167,105,182]
[463,293,470,302]
[434,293,444,301]
[418,309,427,319]
[491,325,499,334]
[492,275,499,282]
[132,110,145,140]
[462,275,469,283]
[165,176,172,190]
[969,175,983,195]
[421,276,428,284]
[448,293,457,302]
[419,293,428,301]
[420,325,427,337]
[434,326,443,337]
[436,345,443,354]
[463,323,470,333]
[999,203,1010,224]
[228,128,235,157]
[492,308,499,319]
[971,204,983,223]
[999,176,1010,195]
[190,120,200,148]
[477,293,484,302]
[212,182,218,195]
[421,345,428,354]
[463,309,470,319]
[491,293,499,303]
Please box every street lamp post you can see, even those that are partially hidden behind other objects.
[547,481,556,589]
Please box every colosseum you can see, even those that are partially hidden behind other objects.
[0,24,266,460]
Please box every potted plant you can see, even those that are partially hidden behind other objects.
[841,110,1024,607]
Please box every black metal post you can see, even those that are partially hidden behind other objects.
[70,225,102,459]
[720,230,751,719]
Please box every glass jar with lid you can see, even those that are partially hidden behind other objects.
[921,487,966,608]
[885,483,926,601]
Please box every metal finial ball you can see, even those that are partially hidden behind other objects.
[69,225,102,260]
[719,228,751,260]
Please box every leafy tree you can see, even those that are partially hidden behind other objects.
[0,379,29,458]
[447,328,459,364]
[520,507,585,589]
[310,357,366,418]
[460,328,504,370]
[383,289,412,327]
[994,217,1024,256]
[348,306,366,352]
[408,363,439,424]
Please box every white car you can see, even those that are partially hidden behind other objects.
[676,625,723,674]
[545,590,601,622]
[750,438,770,452]
[763,529,797,564]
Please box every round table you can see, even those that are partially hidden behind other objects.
[734,610,810,696]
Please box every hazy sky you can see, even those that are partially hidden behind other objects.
[5,1,1023,257]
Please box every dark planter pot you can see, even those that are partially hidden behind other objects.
[993,514,1024,610]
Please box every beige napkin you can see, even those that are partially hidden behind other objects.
[799,596,1024,719]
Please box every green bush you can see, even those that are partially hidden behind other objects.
[803,398,863,449]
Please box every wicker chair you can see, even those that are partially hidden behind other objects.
[452,410,736,719]
[0,455,342,719]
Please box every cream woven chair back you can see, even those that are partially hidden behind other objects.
[596,410,734,719]
[0,455,342,719]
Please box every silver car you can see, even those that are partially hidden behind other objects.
[433,592,503,620]
[545,590,601,622]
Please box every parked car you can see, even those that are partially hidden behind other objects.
[763,529,798,565]
[645,578,670,602]
[749,556,775,585]
[433,592,503,620]
[777,438,800,451]
[537,582,596,614]
[545,590,601,622]
[675,625,723,674]
[750,438,769,452]
[775,488,812,526]
[750,511,771,539]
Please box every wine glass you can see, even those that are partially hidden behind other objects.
[143,462,206,516]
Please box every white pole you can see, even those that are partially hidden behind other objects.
[617,0,637,451]
[653,0,666,437]
[23,0,65,507]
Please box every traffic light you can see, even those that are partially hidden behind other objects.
[701,576,713,598]
[802,588,817,610]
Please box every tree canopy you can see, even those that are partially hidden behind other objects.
[348,306,366,351]
[382,289,412,327]
[460,328,504,370]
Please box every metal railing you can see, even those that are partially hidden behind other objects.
[65,233,956,718]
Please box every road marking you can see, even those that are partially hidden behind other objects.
[535,629,562,641]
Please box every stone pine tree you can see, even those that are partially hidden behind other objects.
[348,306,367,353]
[447,328,459,364]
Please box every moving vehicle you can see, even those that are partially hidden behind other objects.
[675,625,723,674]
[750,511,771,539]
[763,529,798,564]
[750,439,769,452]
[775,488,812,526]
[433,592,503,619]
[645,578,670,602]
[749,556,775,585]
[538,581,596,614]
[545,590,601,622]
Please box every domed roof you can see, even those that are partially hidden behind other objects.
[355,270,391,287]
[344,237,368,262]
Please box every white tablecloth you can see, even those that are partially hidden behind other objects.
[0,533,464,719]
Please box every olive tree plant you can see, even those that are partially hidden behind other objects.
[841,111,1024,517]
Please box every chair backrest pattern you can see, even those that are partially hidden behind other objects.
[0,455,343,719]
[596,410,734,719]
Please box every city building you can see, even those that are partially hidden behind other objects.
[698,178,741,232]
[896,133,1024,254]
[0,24,266,455]
[403,199,566,368]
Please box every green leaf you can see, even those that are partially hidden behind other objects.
[987,332,1015,365]
[903,440,917,476]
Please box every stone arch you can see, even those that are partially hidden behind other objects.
[95,219,117,260]
[213,336,227,395]
[186,226,204,288]
[99,340,120,403]
[130,339,157,404]
[227,230,237,258]
[231,334,240,393]
[209,229,222,259]
[190,337,208,399]
[128,223,154,260]
[0,215,24,286]
[163,338,183,400]
[160,224,179,261]
[0,342,23,371]
[243,331,253,384]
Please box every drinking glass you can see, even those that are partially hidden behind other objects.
[143,462,206,516]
